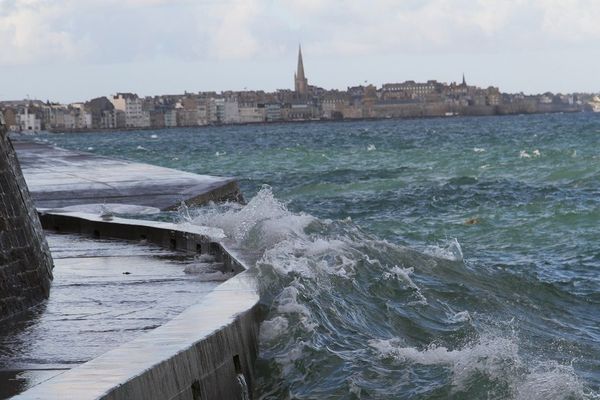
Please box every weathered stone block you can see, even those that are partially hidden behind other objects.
[0,112,53,321]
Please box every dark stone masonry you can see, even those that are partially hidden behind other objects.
[0,113,53,321]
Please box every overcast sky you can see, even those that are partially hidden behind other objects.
[1,0,599,103]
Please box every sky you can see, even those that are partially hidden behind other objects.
[1,0,599,103]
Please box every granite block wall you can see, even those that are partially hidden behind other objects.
[0,113,53,320]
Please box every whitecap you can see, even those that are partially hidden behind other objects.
[515,362,587,400]
[520,150,531,159]
[425,238,463,261]
[192,187,314,246]
[369,335,521,390]
[370,334,593,398]
[259,316,289,342]
[383,265,427,304]
[275,341,306,376]
[274,286,317,332]
[448,310,471,323]
[473,147,486,153]
[275,286,311,317]
[367,144,376,151]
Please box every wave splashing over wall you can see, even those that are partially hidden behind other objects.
[188,187,595,399]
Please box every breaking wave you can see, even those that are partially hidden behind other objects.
[186,187,596,399]
[369,334,589,400]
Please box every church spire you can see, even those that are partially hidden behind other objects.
[297,44,305,81]
[461,73,467,86]
[295,44,308,94]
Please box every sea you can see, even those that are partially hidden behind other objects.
[36,112,600,399]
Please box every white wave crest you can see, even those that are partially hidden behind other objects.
[370,335,590,398]
[448,310,471,323]
[275,341,306,376]
[425,238,463,261]
[382,266,427,304]
[192,187,314,247]
[260,236,356,278]
[515,362,588,400]
[274,286,316,332]
[370,335,521,390]
[520,149,541,159]
[259,316,289,342]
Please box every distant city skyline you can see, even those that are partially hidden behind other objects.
[1,0,599,103]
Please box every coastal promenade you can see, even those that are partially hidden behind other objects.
[12,138,243,210]
[8,212,259,400]
[1,135,259,399]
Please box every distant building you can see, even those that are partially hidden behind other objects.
[294,45,309,95]
[485,87,502,106]
[177,96,203,126]
[239,102,265,123]
[265,103,282,122]
[321,91,349,119]
[164,109,177,127]
[223,99,241,124]
[2,108,17,131]
[111,93,150,128]
[87,97,115,129]
[17,107,41,132]
[70,103,93,129]
[285,102,313,120]
[382,80,441,100]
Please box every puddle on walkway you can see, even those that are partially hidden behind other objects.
[0,232,230,399]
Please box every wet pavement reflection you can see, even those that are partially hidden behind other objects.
[0,232,227,399]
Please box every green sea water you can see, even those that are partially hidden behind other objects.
[38,112,600,399]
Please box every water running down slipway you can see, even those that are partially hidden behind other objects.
[40,113,600,399]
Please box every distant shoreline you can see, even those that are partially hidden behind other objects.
[40,108,589,135]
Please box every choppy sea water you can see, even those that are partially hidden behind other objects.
[38,113,600,399]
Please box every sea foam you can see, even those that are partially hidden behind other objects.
[425,238,464,261]
[370,335,590,399]
[185,187,594,399]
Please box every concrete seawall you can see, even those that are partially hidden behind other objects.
[0,115,53,321]
[11,211,260,400]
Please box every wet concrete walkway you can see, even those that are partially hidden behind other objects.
[0,232,231,399]
[12,139,242,210]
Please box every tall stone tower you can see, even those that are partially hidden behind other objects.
[294,44,309,95]
[0,112,54,321]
